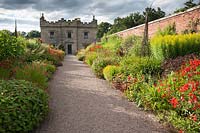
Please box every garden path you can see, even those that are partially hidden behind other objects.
[35,55,170,133]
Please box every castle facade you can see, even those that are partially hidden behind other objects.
[40,14,97,54]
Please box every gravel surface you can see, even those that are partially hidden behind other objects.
[35,55,171,133]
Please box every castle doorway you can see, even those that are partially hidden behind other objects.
[67,44,72,54]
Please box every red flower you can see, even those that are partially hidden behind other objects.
[170,97,178,108]
[179,130,184,133]
[127,75,131,81]
[180,84,189,92]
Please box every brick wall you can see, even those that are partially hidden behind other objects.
[113,6,200,38]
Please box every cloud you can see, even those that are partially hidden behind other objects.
[0,0,199,32]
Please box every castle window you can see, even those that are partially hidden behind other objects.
[67,32,72,38]
[49,31,54,38]
[84,32,88,39]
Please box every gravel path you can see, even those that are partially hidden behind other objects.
[35,55,170,133]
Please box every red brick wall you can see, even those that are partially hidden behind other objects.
[114,6,200,38]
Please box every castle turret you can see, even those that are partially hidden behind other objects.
[40,13,45,21]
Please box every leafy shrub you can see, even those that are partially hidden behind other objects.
[25,41,64,65]
[85,52,97,66]
[102,35,122,51]
[121,35,142,55]
[125,74,152,107]
[15,63,48,89]
[47,46,65,61]
[92,57,117,78]
[44,63,56,78]
[77,49,86,61]
[120,56,162,77]
[0,80,48,133]
[103,65,120,81]
[151,33,200,60]
[156,23,176,36]
[0,31,25,61]
[0,67,11,79]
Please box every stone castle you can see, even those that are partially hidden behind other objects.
[40,14,97,54]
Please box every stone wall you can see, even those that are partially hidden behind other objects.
[113,6,200,38]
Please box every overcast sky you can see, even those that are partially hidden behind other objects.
[0,0,199,32]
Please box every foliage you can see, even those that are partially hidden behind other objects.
[47,46,65,61]
[103,65,121,81]
[0,67,11,80]
[156,23,176,36]
[108,7,165,34]
[101,35,123,51]
[77,49,86,61]
[174,0,199,13]
[25,41,65,65]
[0,30,25,61]
[161,54,199,77]
[97,22,112,39]
[92,57,117,78]
[85,52,98,66]
[125,74,152,107]
[26,30,41,38]
[15,62,48,89]
[143,7,165,22]
[151,33,200,61]
[121,35,142,56]
[0,80,48,133]
[120,56,162,77]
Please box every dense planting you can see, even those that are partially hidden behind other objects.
[0,31,25,60]
[77,32,200,132]
[151,33,200,60]
[0,80,48,133]
[0,31,64,132]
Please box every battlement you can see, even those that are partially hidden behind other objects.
[40,14,97,28]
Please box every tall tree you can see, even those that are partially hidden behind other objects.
[97,22,112,39]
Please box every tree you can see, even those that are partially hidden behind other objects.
[20,31,27,37]
[96,22,112,39]
[143,7,165,22]
[107,7,165,34]
[174,0,199,13]
[26,30,40,38]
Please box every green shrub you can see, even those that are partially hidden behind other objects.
[120,56,162,77]
[102,35,122,51]
[92,57,117,78]
[0,80,48,133]
[151,33,200,60]
[156,22,176,36]
[125,74,152,107]
[121,35,142,55]
[103,65,120,81]
[44,63,56,78]
[0,67,11,79]
[77,49,86,61]
[15,63,48,89]
[0,31,25,61]
[85,52,97,66]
